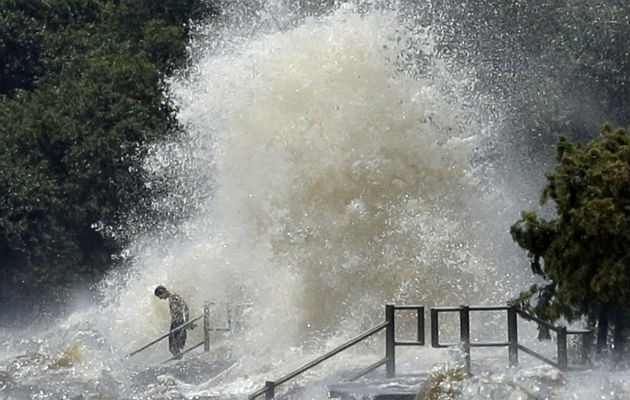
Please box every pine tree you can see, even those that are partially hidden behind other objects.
[510,124,629,361]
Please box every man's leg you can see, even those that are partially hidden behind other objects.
[169,320,187,357]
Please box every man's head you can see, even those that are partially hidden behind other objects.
[154,285,169,299]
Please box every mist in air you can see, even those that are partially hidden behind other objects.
[1,1,628,399]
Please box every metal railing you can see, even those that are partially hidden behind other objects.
[249,304,425,399]
[514,307,592,370]
[128,314,206,360]
[128,301,250,362]
[430,305,593,372]
[250,303,594,399]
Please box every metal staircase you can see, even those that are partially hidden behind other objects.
[249,304,593,399]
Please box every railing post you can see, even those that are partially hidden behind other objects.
[581,331,593,367]
[557,327,568,370]
[265,380,275,399]
[385,304,396,378]
[507,306,518,367]
[431,309,439,347]
[459,306,471,373]
[226,302,232,330]
[204,302,210,352]
[417,306,425,345]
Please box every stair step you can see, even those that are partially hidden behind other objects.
[328,373,427,400]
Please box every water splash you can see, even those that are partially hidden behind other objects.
[103,1,509,352]
[2,1,627,399]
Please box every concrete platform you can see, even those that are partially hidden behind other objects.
[328,373,427,400]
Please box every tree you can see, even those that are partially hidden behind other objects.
[0,0,213,300]
[510,124,629,361]
[0,0,98,95]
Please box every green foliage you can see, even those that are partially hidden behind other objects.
[0,0,104,95]
[0,0,211,293]
[510,125,630,346]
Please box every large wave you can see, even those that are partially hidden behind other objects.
[4,1,626,399]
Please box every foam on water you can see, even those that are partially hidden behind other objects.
[1,1,627,399]
[77,3,518,396]
[101,0,510,355]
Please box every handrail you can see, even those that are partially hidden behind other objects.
[346,357,388,381]
[515,307,559,332]
[566,329,591,334]
[280,321,389,385]
[517,343,560,368]
[249,321,389,399]
[250,304,426,399]
[128,301,251,360]
[248,303,592,399]
[469,305,511,311]
[430,305,594,372]
[163,340,205,363]
[128,315,204,357]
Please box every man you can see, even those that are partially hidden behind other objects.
[154,285,193,357]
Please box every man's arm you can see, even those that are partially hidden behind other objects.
[183,299,196,329]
